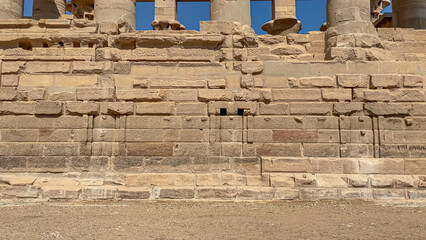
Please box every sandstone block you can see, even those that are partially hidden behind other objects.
[359,158,404,174]
[372,189,406,200]
[333,102,363,115]
[353,89,390,102]
[25,62,71,73]
[107,102,134,115]
[403,75,424,88]
[412,104,426,115]
[290,103,332,115]
[0,176,36,186]
[124,174,151,187]
[72,62,108,74]
[316,175,348,188]
[176,103,207,116]
[150,79,206,88]
[0,87,17,100]
[299,188,339,200]
[76,88,115,101]
[127,143,174,156]
[256,143,301,157]
[3,186,39,198]
[274,188,300,200]
[365,103,411,116]
[270,174,295,187]
[41,186,81,199]
[390,89,425,102]
[1,75,19,87]
[370,74,402,89]
[337,74,369,88]
[116,90,165,101]
[0,102,34,115]
[158,188,195,199]
[81,187,117,200]
[322,89,352,101]
[19,75,55,88]
[271,45,306,56]
[117,187,151,199]
[27,88,46,101]
[273,130,318,143]
[66,102,99,115]
[273,89,321,101]
[55,75,97,87]
[404,159,426,174]
[1,62,24,74]
[299,76,336,88]
[233,157,261,174]
[340,189,373,199]
[241,62,263,74]
[136,102,174,115]
[169,90,198,102]
[132,79,149,89]
[208,78,226,89]
[237,187,274,200]
[35,101,62,115]
[259,103,289,115]
[198,90,233,102]
[311,158,359,174]
[294,173,316,187]
[197,187,237,199]
[304,144,339,157]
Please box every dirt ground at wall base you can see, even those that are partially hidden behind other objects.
[0,200,424,240]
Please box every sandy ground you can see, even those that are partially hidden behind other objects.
[0,200,424,240]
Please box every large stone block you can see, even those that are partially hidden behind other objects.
[35,101,63,115]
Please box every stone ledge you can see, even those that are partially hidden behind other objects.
[0,173,424,201]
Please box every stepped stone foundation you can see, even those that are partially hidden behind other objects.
[0,0,425,201]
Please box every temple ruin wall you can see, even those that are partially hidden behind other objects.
[0,0,425,201]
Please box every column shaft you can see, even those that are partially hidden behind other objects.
[210,0,251,26]
[155,0,176,21]
[94,0,136,29]
[392,0,426,29]
[0,0,24,19]
[326,0,376,35]
[33,0,66,20]
[273,0,296,19]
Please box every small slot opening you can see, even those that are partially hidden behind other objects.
[58,41,64,47]
[238,109,245,116]
[220,108,227,116]
[42,42,49,48]
[73,42,81,48]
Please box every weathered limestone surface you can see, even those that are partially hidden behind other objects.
[0,2,424,201]
[33,0,66,20]
[94,0,136,29]
[392,0,426,29]
[0,0,24,19]
[211,0,251,26]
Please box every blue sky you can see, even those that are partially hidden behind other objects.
[23,0,392,35]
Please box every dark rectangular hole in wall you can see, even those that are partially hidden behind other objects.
[238,109,244,116]
[220,108,227,116]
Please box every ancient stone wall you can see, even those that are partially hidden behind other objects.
[0,2,425,201]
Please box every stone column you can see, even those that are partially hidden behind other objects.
[152,0,184,30]
[0,0,24,19]
[325,0,381,60]
[155,0,176,20]
[210,0,251,26]
[94,0,136,29]
[392,0,426,29]
[33,0,66,20]
[262,0,301,36]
